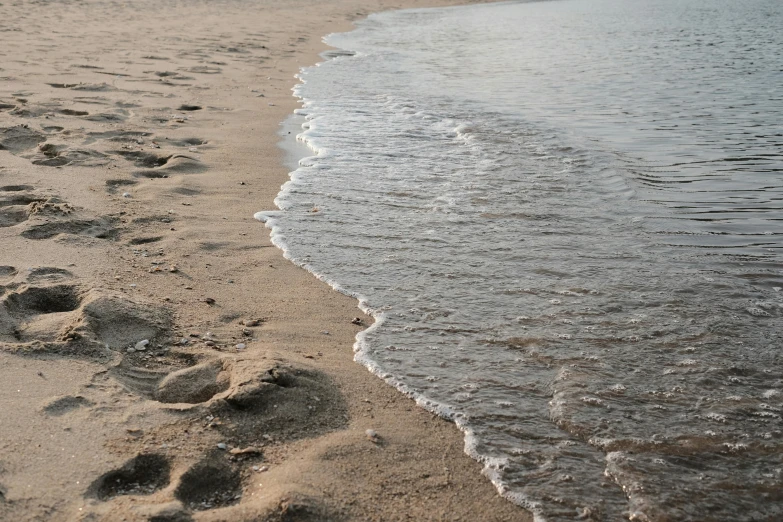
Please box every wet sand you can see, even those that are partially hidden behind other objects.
[0,0,532,520]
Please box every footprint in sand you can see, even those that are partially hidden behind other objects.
[40,394,94,416]
[112,150,173,168]
[58,109,89,116]
[0,125,109,167]
[0,186,118,240]
[86,130,150,145]
[0,265,18,283]
[0,125,46,153]
[127,236,163,246]
[174,452,241,511]
[83,356,347,519]
[109,354,346,435]
[83,452,242,518]
[138,356,347,440]
[129,155,205,178]
[105,179,138,194]
[87,453,171,501]
[0,190,47,228]
[169,187,200,197]
[110,358,229,404]
[25,266,74,282]
[29,143,109,167]
[46,82,115,92]
[20,216,117,240]
[8,103,60,118]
[0,267,170,356]
[83,111,127,123]
[182,65,222,75]
[168,137,207,148]
[2,284,83,343]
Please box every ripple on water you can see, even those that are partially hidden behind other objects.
[267,0,783,518]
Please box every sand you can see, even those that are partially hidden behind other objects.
[0,0,532,520]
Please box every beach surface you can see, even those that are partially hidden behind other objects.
[0,0,531,520]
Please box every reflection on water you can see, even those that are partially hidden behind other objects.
[265,0,783,519]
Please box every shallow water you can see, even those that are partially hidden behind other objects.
[261,0,783,519]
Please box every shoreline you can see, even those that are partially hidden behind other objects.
[0,0,532,521]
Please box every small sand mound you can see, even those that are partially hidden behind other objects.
[203,358,348,445]
[155,360,230,404]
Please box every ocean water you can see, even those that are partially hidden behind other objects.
[257,0,783,519]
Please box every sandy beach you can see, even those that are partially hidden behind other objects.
[0,0,531,520]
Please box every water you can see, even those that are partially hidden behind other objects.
[258,0,783,519]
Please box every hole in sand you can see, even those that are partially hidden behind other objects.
[184,65,222,74]
[0,185,34,192]
[0,208,31,228]
[129,236,163,245]
[84,112,126,122]
[113,151,172,168]
[131,215,173,225]
[132,171,169,179]
[169,137,207,148]
[27,267,74,281]
[90,453,171,500]
[32,156,69,167]
[132,155,204,178]
[59,109,89,116]
[199,242,229,252]
[105,179,137,194]
[4,285,82,316]
[20,217,118,240]
[89,130,149,142]
[171,187,200,196]
[0,194,44,207]
[174,455,240,511]
[177,105,202,111]
[41,395,93,416]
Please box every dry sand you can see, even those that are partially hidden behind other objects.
[0,0,533,520]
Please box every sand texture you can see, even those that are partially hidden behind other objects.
[0,0,532,521]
